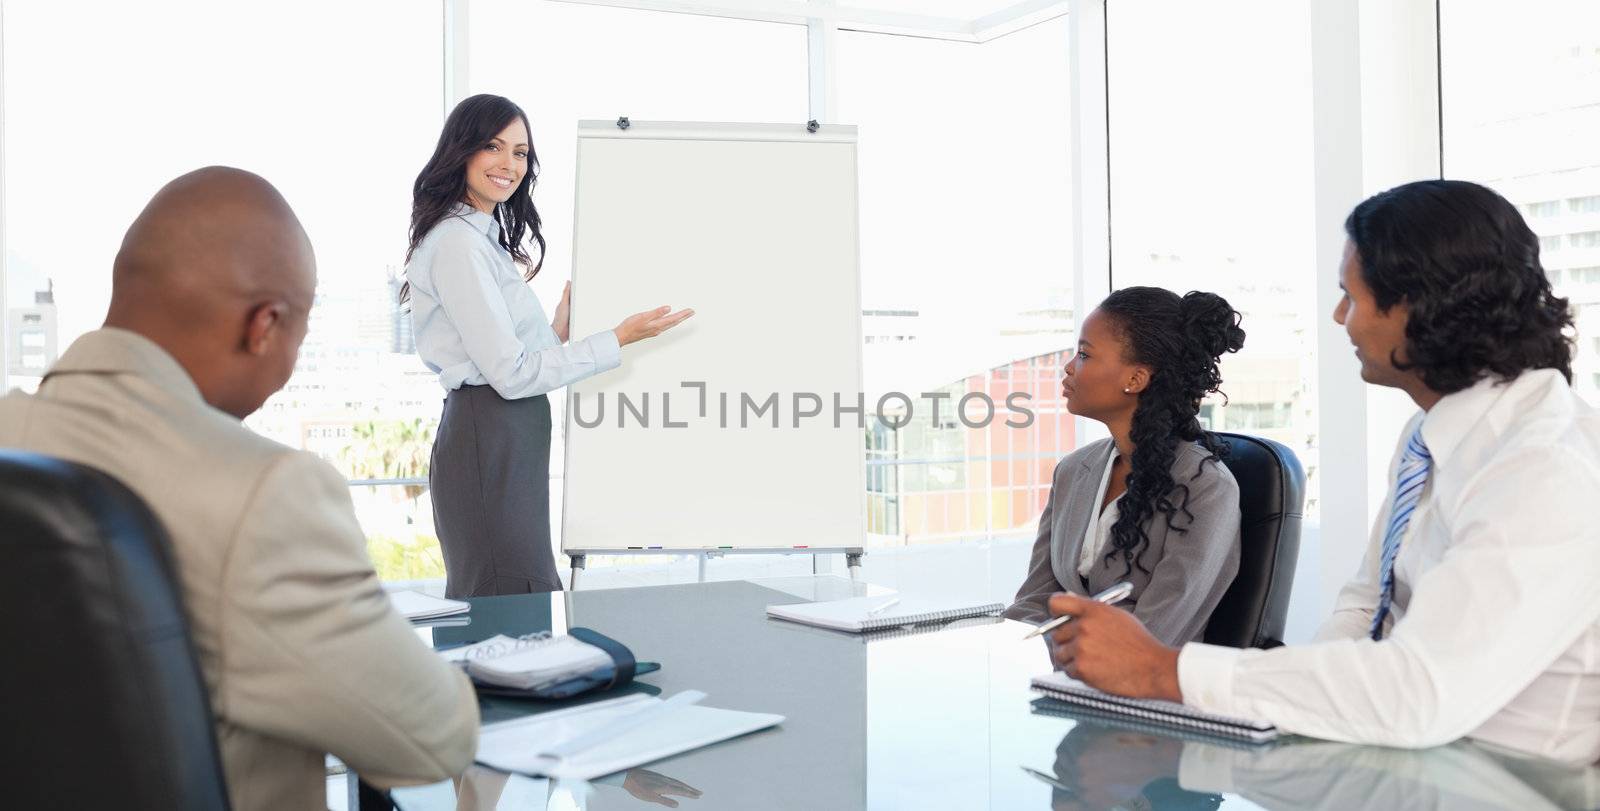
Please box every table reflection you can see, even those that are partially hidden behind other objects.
[1028,703,1600,811]
[1034,719,1222,811]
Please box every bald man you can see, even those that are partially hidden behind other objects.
[0,167,478,809]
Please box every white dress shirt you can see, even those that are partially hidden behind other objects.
[406,204,621,399]
[1178,368,1600,764]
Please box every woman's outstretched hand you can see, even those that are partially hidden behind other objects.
[614,306,695,347]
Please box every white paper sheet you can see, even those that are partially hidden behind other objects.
[475,693,784,780]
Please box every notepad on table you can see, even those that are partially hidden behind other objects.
[388,589,471,621]
[766,594,1003,633]
[1030,671,1279,743]
[475,692,784,779]
[441,633,613,690]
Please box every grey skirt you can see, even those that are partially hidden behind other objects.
[429,385,561,597]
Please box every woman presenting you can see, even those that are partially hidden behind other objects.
[404,94,692,597]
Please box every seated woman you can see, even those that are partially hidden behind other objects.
[1005,287,1246,646]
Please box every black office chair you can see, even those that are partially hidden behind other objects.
[1202,432,1306,649]
[0,450,231,809]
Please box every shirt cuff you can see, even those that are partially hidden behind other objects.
[584,329,623,373]
[1176,741,1237,795]
[1178,641,1242,716]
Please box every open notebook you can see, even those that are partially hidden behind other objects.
[443,633,613,690]
[387,589,470,621]
[1031,671,1279,743]
[766,594,1003,633]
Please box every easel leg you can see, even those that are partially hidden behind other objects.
[569,554,586,591]
[846,552,863,583]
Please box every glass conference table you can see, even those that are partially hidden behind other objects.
[369,576,1600,811]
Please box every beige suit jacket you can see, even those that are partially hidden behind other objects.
[0,329,478,810]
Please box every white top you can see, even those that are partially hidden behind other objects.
[1078,449,1123,577]
[405,204,621,399]
[1178,369,1600,764]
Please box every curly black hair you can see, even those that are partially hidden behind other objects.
[1098,287,1245,576]
[1345,179,1574,394]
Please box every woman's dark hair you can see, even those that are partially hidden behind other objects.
[399,94,545,302]
[1344,179,1574,393]
[1098,286,1245,577]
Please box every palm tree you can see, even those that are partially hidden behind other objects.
[333,419,445,580]
[337,418,435,507]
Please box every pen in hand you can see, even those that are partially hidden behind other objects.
[1023,581,1134,639]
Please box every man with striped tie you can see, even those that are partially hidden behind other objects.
[1045,179,1600,765]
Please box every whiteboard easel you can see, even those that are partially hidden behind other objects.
[561,120,866,588]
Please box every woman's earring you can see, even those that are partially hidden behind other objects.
[1123,387,1131,394]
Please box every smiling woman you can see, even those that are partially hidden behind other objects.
[403,96,547,303]
[400,94,694,598]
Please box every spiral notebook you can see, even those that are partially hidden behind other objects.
[1030,671,1279,743]
[765,594,1003,633]
[1029,697,1277,750]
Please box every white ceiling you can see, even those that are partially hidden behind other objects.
[549,0,1070,42]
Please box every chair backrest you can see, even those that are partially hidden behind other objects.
[1203,432,1306,649]
[0,450,230,809]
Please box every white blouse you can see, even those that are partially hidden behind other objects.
[1077,449,1123,577]
[405,204,621,399]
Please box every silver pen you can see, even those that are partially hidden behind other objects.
[1023,581,1134,639]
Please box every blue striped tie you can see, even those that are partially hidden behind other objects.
[1370,424,1431,641]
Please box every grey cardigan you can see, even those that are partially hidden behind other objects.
[1004,437,1242,646]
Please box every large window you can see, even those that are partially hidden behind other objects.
[2,0,446,577]
[3,1,1073,578]
[1105,0,1320,517]
[467,1,810,565]
[836,17,1076,547]
[1441,0,1600,403]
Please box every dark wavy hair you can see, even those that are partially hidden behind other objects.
[1098,287,1245,576]
[1344,179,1574,393]
[399,94,546,302]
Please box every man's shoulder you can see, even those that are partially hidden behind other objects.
[0,378,334,511]
[185,416,352,511]
[1457,371,1600,489]
[1488,371,1600,454]
[160,394,307,476]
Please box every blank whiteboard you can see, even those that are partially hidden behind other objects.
[562,121,864,553]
